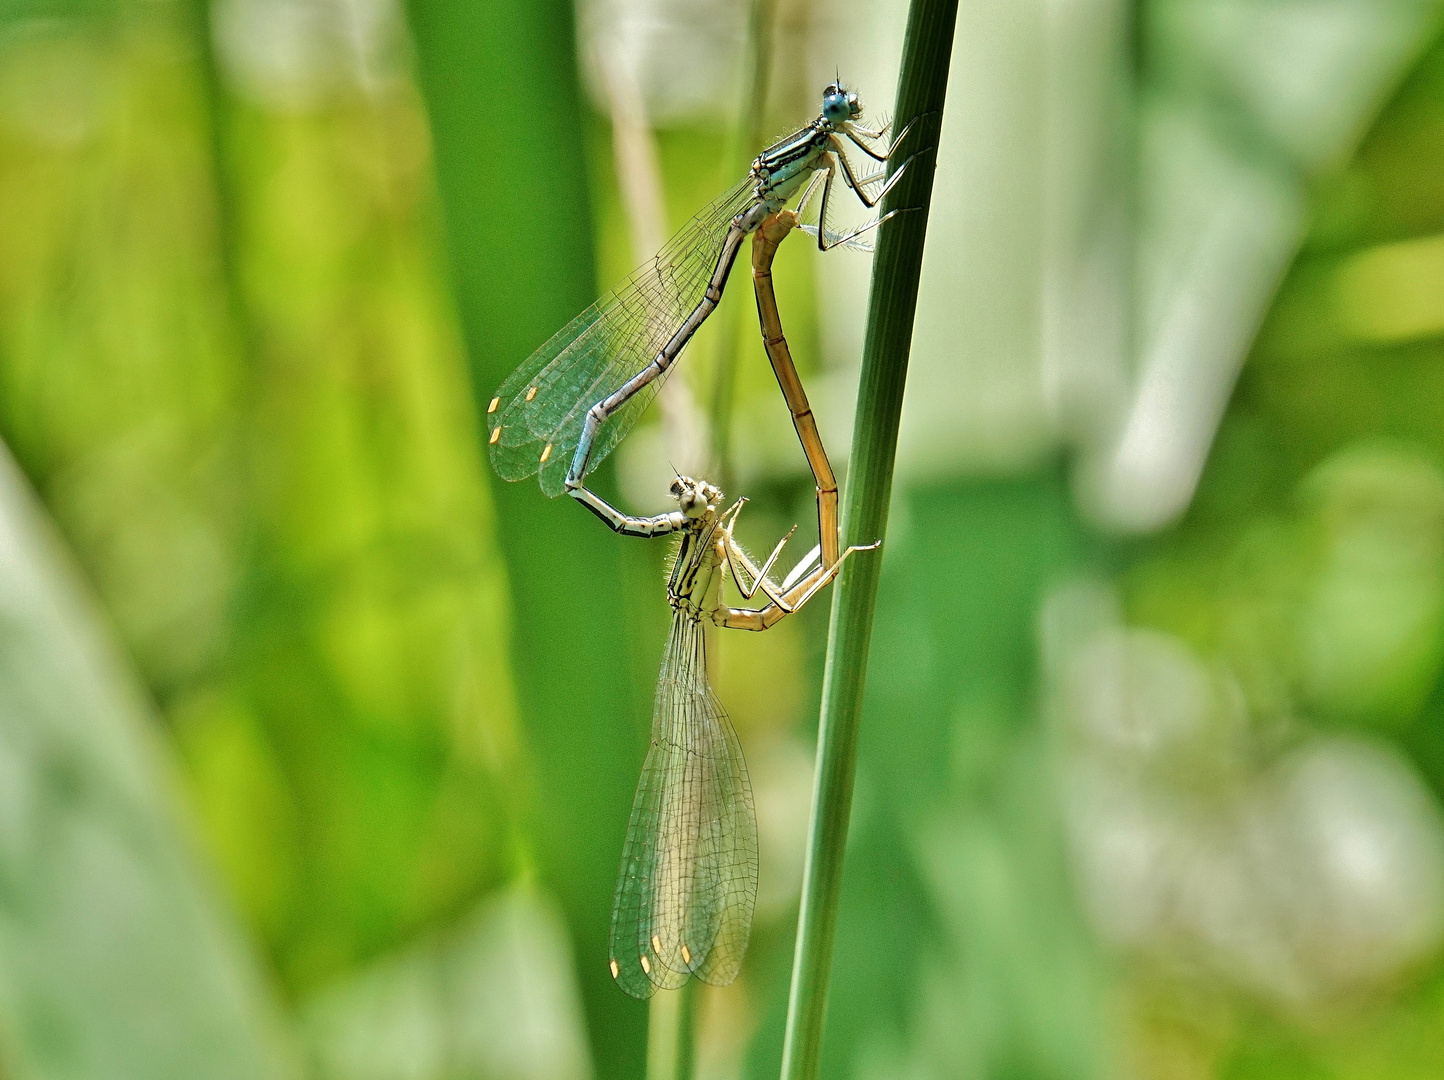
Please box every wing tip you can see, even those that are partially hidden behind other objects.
[609,954,660,999]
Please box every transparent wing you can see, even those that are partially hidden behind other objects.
[608,615,758,998]
[488,178,758,496]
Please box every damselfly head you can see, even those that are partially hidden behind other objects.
[670,475,723,518]
[821,82,862,125]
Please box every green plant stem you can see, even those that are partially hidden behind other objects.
[405,0,649,1074]
[777,2,959,1077]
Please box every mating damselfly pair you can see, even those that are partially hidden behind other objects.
[487,82,919,998]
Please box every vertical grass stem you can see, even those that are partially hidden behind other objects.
[778,2,959,1077]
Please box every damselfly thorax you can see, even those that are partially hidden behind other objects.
[664,492,734,623]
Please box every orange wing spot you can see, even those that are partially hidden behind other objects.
[640,954,651,975]
[487,396,500,413]
[540,443,553,463]
[489,427,502,445]
[525,385,538,402]
[609,958,620,979]
[681,944,692,965]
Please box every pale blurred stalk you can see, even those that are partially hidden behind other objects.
[778,1,959,1077]
[646,982,696,1080]
[599,47,711,476]
[709,0,777,486]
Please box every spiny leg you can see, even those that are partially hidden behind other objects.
[718,500,826,605]
[750,209,841,567]
[846,118,892,141]
[718,502,799,607]
[841,163,889,190]
[720,510,797,604]
[828,137,917,210]
[841,113,924,162]
[806,156,911,252]
[714,535,877,631]
[810,158,837,253]
[766,535,876,615]
[814,208,908,252]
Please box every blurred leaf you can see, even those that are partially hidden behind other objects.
[1150,0,1443,171]
[305,885,592,1080]
[0,0,525,1001]
[221,99,524,990]
[905,794,1109,1080]
[404,0,655,1072]
[1074,0,1444,531]
[0,439,294,1078]
[1295,443,1444,726]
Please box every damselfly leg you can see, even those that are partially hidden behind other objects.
[809,148,918,251]
[715,497,876,628]
[843,113,924,161]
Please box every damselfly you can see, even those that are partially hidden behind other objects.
[485,82,918,554]
[577,475,874,997]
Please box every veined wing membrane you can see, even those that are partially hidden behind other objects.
[679,656,757,988]
[488,178,757,496]
[608,617,758,997]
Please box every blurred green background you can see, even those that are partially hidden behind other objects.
[2,0,1444,1077]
